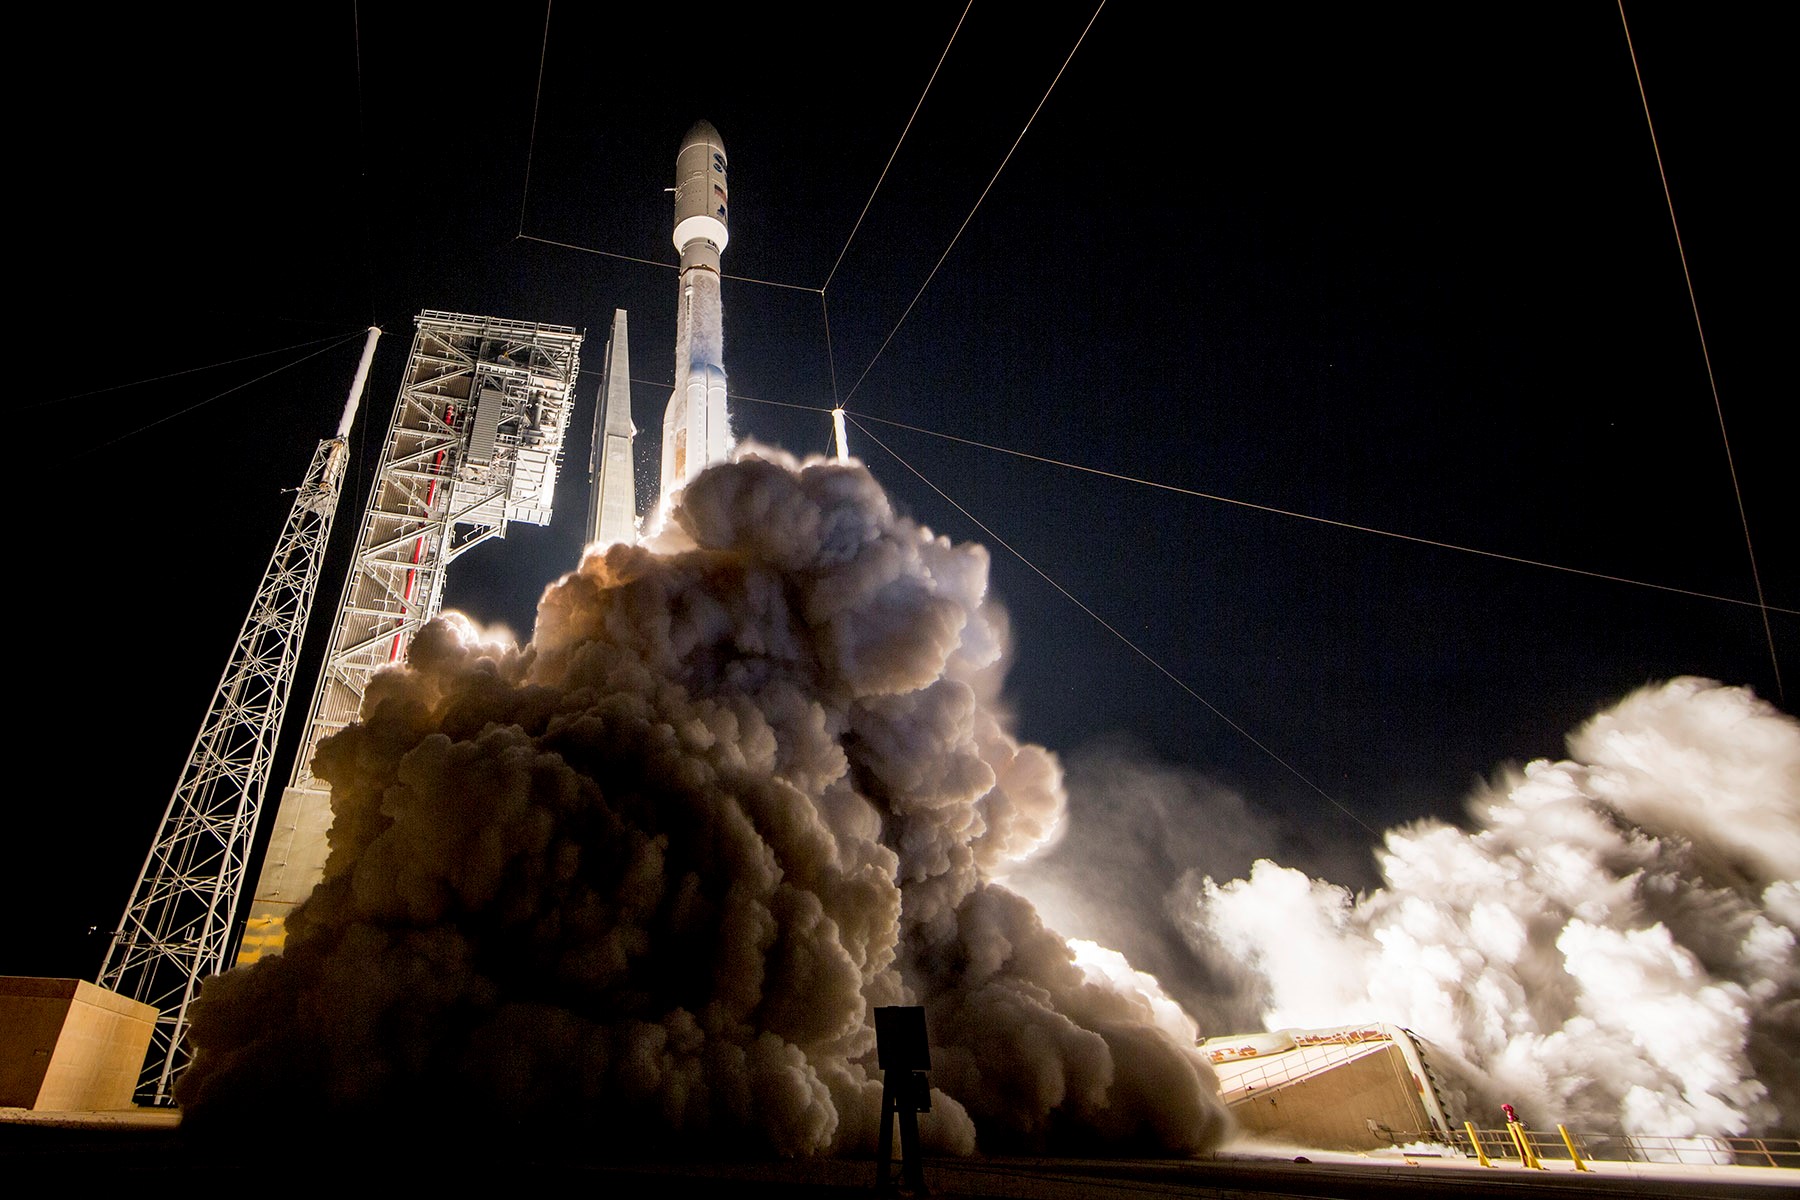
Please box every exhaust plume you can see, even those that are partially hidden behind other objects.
[997,737,1375,1034]
[1190,677,1800,1138]
[179,448,1228,1155]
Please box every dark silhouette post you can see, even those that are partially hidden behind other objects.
[874,1005,931,1194]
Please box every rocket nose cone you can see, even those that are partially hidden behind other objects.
[682,120,724,155]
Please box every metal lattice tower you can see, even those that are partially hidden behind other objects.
[98,328,382,1105]
[239,311,583,965]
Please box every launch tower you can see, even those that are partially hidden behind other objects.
[239,312,582,965]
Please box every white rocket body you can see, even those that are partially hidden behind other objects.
[658,120,732,524]
[587,308,637,548]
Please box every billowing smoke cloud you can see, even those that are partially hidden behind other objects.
[1188,678,1800,1138]
[179,449,1227,1155]
[998,738,1377,1033]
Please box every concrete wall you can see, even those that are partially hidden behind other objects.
[1230,1044,1435,1151]
[0,977,157,1111]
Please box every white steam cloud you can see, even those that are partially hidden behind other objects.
[1189,677,1800,1138]
[178,449,1227,1155]
[998,738,1374,1034]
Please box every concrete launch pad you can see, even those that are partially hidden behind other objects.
[0,1115,1791,1197]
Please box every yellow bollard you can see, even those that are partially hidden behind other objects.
[1509,1121,1544,1169]
[1466,1121,1494,1168]
[1558,1124,1589,1171]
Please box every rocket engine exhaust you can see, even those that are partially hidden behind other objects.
[177,449,1230,1156]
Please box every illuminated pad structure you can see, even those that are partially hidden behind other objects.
[240,311,583,965]
[1203,1023,1456,1150]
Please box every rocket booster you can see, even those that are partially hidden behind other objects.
[658,120,732,521]
[587,309,637,548]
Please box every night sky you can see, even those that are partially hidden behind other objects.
[9,4,1788,985]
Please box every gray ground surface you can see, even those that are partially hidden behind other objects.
[2,1116,1793,1197]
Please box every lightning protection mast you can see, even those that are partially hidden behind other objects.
[99,327,382,1105]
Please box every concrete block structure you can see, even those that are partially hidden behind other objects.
[1203,1023,1456,1150]
[0,978,157,1111]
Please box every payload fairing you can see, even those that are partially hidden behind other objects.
[588,120,734,546]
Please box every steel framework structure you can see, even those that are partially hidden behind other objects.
[98,329,381,1105]
[239,311,582,966]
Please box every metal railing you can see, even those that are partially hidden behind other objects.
[1569,1131,1798,1169]
[1390,1125,1799,1169]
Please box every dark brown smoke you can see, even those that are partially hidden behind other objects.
[179,448,1228,1156]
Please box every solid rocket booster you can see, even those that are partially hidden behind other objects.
[587,308,637,548]
[658,120,732,521]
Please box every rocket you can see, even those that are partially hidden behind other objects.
[657,119,733,523]
[587,121,735,545]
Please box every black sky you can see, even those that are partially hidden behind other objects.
[8,4,1789,980]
